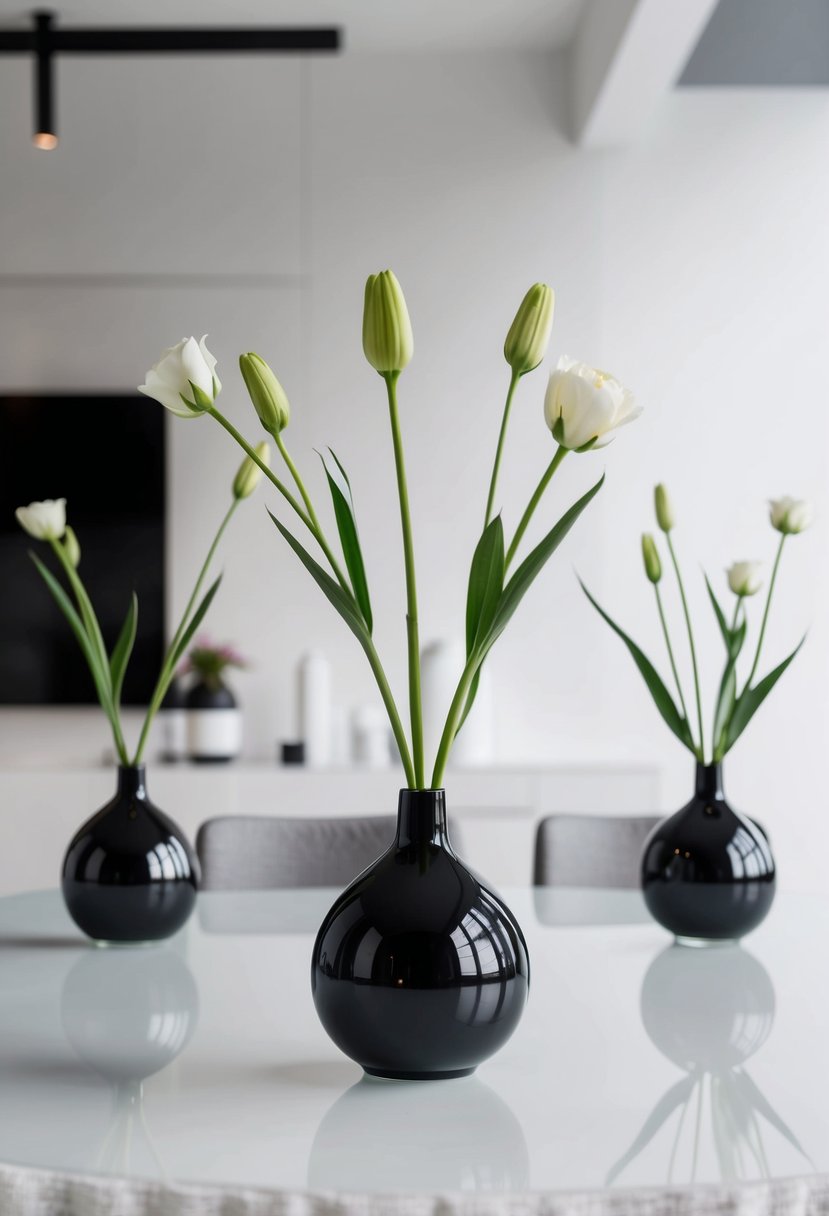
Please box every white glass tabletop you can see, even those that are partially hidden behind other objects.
[0,886,825,1201]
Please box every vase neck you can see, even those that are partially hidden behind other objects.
[395,789,448,847]
[695,762,724,801]
[116,765,148,800]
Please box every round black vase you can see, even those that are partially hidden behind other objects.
[61,765,199,945]
[641,762,775,944]
[311,789,530,1081]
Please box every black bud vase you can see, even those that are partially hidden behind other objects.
[62,765,199,945]
[642,763,775,944]
[311,789,530,1080]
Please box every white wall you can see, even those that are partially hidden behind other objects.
[0,50,827,887]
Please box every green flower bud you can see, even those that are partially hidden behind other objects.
[239,353,290,435]
[362,270,413,374]
[641,533,661,584]
[654,483,674,533]
[504,283,554,375]
[63,525,81,569]
[233,441,270,500]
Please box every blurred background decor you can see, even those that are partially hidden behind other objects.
[180,636,247,764]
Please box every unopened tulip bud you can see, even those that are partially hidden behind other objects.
[63,526,81,568]
[641,533,661,584]
[769,496,812,535]
[727,561,763,598]
[233,441,270,500]
[239,353,290,436]
[362,270,413,374]
[504,283,554,375]
[654,484,674,533]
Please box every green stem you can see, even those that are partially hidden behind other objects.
[431,652,480,788]
[654,583,693,743]
[276,431,320,529]
[667,533,705,764]
[207,405,351,593]
[712,600,741,762]
[744,534,786,693]
[360,635,416,788]
[505,445,567,569]
[132,498,239,766]
[484,369,520,527]
[385,372,424,789]
[49,539,130,766]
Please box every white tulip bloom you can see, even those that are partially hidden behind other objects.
[544,357,641,451]
[727,561,763,598]
[15,498,67,541]
[138,335,221,418]
[769,496,812,535]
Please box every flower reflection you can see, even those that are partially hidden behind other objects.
[607,944,810,1186]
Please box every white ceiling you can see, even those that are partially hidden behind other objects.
[0,1,587,52]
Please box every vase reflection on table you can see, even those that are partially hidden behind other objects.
[607,943,810,1186]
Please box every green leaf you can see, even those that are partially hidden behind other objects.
[320,449,373,634]
[481,475,605,655]
[581,579,695,752]
[268,511,368,644]
[454,666,481,739]
[30,553,116,722]
[705,574,731,649]
[168,575,223,672]
[712,661,737,759]
[110,592,138,708]
[725,637,806,752]
[465,516,504,655]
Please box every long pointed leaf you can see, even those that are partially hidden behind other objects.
[465,517,504,655]
[581,580,695,751]
[482,475,605,654]
[706,574,746,661]
[110,592,138,708]
[712,660,737,760]
[725,637,805,752]
[168,576,223,671]
[30,553,115,720]
[268,511,368,644]
[58,552,112,693]
[320,449,373,634]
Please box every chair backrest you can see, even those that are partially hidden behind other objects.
[196,815,398,891]
[533,814,661,889]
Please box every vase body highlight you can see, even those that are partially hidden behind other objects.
[311,788,529,1080]
[62,765,199,944]
[641,763,775,944]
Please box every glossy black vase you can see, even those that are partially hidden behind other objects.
[311,789,530,1080]
[641,763,775,944]
[62,765,199,944]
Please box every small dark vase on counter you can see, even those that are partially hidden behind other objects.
[312,788,530,1080]
[642,762,775,945]
[62,765,199,945]
[185,680,242,763]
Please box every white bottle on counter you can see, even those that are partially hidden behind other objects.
[297,650,332,768]
[421,638,495,769]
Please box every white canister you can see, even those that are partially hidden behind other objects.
[421,639,495,770]
[298,651,332,768]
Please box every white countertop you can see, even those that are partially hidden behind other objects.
[0,886,824,1204]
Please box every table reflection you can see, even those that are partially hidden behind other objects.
[308,1074,529,1191]
[607,944,810,1185]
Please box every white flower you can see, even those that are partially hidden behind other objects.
[769,496,812,535]
[15,498,67,540]
[544,357,641,451]
[727,561,763,598]
[138,335,221,418]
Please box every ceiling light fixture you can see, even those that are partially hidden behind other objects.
[0,9,341,150]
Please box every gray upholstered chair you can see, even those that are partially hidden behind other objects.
[533,814,661,889]
[196,815,398,891]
